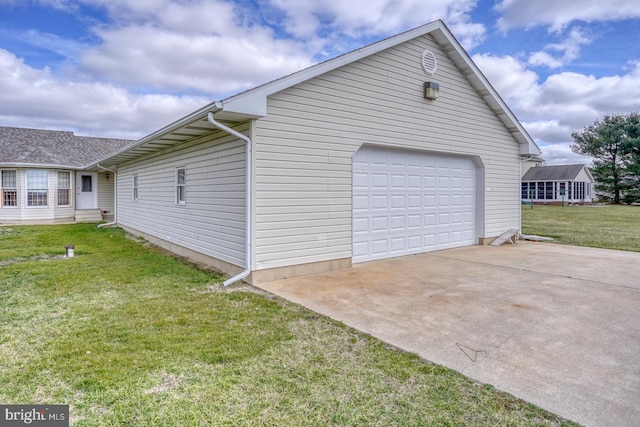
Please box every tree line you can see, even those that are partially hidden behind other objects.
[572,112,640,204]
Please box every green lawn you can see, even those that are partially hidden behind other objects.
[0,224,578,426]
[521,204,640,252]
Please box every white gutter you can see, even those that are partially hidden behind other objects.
[207,112,252,286]
[0,162,81,169]
[95,163,117,228]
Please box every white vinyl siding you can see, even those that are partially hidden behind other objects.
[97,172,115,219]
[252,33,519,270]
[0,168,76,223]
[116,129,247,268]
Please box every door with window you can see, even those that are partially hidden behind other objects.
[76,172,98,209]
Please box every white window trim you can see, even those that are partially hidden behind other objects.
[26,169,49,208]
[132,175,138,201]
[176,167,186,205]
[57,171,71,207]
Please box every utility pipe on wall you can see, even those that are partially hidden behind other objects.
[207,112,252,286]
[96,163,117,228]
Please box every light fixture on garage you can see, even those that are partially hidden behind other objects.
[424,81,439,100]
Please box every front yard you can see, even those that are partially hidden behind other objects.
[0,224,577,426]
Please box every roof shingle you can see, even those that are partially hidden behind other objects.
[522,164,589,181]
[0,126,132,168]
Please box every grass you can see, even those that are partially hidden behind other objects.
[0,224,578,426]
[521,204,640,252]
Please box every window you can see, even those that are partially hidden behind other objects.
[576,182,585,200]
[176,168,186,205]
[132,175,138,201]
[57,171,71,206]
[545,182,553,199]
[521,182,529,199]
[26,170,48,207]
[1,170,17,207]
[537,182,544,200]
[557,182,566,199]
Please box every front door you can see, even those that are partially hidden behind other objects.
[76,172,98,209]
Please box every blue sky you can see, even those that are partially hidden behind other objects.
[1,0,639,165]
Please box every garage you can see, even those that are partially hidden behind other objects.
[352,145,478,263]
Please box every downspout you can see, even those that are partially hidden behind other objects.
[95,163,117,228]
[207,112,252,286]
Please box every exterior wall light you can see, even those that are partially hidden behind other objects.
[424,81,440,100]
[106,173,110,181]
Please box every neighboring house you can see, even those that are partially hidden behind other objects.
[88,20,540,285]
[521,164,596,205]
[521,156,544,177]
[0,127,131,224]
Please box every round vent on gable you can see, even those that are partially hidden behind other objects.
[421,50,437,75]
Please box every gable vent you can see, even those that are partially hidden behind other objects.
[421,50,437,75]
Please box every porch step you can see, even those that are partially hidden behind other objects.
[75,209,103,222]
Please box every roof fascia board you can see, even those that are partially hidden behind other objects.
[0,163,81,169]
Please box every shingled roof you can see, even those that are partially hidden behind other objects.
[522,164,591,181]
[0,126,132,168]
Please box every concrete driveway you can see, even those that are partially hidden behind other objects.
[256,242,640,427]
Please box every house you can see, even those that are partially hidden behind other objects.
[85,20,540,285]
[521,164,595,205]
[521,156,544,177]
[1,20,539,283]
[0,127,131,224]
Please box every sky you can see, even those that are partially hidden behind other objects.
[1,0,639,165]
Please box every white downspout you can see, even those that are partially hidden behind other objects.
[96,163,117,228]
[207,112,252,286]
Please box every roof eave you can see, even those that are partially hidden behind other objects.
[88,101,248,169]
[91,19,540,167]
[0,162,82,169]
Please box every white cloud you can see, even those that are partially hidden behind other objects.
[473,53,640,164]
[539,144,592,166]
[0,48,208,138]
[528,27,592,68]
[472,53,540,108]
[63,1,312,95]
[495,0,640,31]
[271,0,486,49]
[81,24,312,95]
[522,120,573,144]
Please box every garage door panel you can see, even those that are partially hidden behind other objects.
[390,195,405,208]
[391,215,405,229]
[353,146,477,263]
[353,217,368,232]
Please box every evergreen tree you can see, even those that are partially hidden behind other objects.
[572,113,640,204]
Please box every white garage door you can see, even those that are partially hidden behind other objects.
[353,145,477,263]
